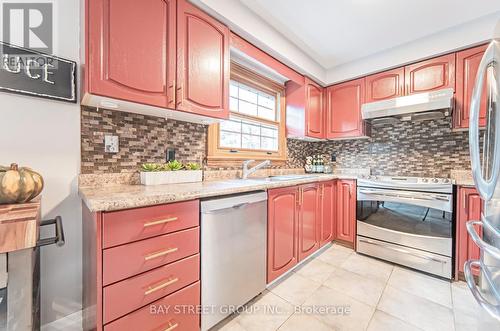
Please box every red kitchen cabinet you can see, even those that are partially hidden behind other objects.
[404,53,455,95]
[298,183,321,260]
[267,186,299,283]
[319,180,336,247]
[176,0,230,119]
[456,187,483,278]
[286,77,326,140]
[326,78,370,139]
[336,180,356,247]
[85,0,229,122]
[365,67,405,102]
[305,78,325,139]
[454,44,488,129]
[82,200,201,331]
[86,0,176,108]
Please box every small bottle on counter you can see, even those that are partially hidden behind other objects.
[317,155,324,173]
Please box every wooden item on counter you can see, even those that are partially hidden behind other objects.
[0,163,44,204]
[0,199,40,253]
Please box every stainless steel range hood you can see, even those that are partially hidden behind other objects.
[361,88,454,123]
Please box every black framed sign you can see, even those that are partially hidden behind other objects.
[0,41,77,103]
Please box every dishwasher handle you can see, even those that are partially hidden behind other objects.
[202,202,251,215]
[201,191,267,214]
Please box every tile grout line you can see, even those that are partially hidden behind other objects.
[364,264,395,330]
[376,267,449,331]
[450,282,458,331]
[272,246,354,330]
[384,272,454,311]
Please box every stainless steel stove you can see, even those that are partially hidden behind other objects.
[356,175,454,278]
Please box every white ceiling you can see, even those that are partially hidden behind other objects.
[240,0,500,70]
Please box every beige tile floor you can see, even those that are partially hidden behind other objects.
[214,244,485,331]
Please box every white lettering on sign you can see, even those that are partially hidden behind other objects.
[2,54,21,73]
[1,53,55,84]
[43,63,55,84]
[25,59,41,79]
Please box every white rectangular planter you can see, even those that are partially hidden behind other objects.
[140,170,203,185]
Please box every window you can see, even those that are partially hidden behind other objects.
[208,63,287,165]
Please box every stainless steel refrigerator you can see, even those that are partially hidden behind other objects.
[466,38,500,329]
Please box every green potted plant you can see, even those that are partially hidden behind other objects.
[140,161,202,185]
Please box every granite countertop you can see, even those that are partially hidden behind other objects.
[450,170,475,186]
[79,174,361,212]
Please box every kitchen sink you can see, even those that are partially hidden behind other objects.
[251,174,319,182]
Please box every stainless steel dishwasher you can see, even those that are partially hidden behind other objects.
[201,191,267,331]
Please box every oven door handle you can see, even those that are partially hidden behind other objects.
[37,216,65,247]
[358,238,446,263]
[357,189,399,198]
[358,189,449,202]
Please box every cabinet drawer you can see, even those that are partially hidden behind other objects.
[103,227,200,285]
[104,254,200,324]
[104,281,200,331]
[103,200,199,248]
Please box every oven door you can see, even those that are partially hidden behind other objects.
[356,187,453,257]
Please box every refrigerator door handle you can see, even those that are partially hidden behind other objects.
[469,40,500,201]
[466,219,500,261]
[464,260,500,322]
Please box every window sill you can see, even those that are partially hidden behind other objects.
[206,156,287,168]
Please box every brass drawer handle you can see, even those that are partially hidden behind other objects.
[163,321,179,331]
[144,277,179,295]
[144,247,179,261]
[143,217,178,228]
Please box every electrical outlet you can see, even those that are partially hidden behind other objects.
[166,148,176,161]
[331,154,336,162]
[105,135,119,153]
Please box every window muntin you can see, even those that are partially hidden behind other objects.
[220,116,279,151]
[207,62,286,164]
[229,80,277,121]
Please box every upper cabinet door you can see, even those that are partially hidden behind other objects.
[365,67,405,103]
[326,78,366,139]
[454,44,488,129]
[87,0,175,108]
[305,78,324,139]
[404,53,455,95]
[298,183,320,261]
[177,0,229,119]
[267,187,299,283]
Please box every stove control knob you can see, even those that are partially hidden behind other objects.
[431,178,439,183]
[442,178,450,183]
[422,178,428,183]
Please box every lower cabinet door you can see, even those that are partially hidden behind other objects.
[267,186,299,283]
[104,282,200,331]
[336,180,356,246]
[320,180,336,246]
[456,187,483,277]
[298,183,320,260]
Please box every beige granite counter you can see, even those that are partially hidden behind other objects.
[450,169,475,186]
[79,173,363,212]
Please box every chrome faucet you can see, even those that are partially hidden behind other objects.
[242,160,271,179]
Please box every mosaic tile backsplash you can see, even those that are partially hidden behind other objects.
[81,107,308,174]
[81,107,472,177]
[312,118,472,177]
